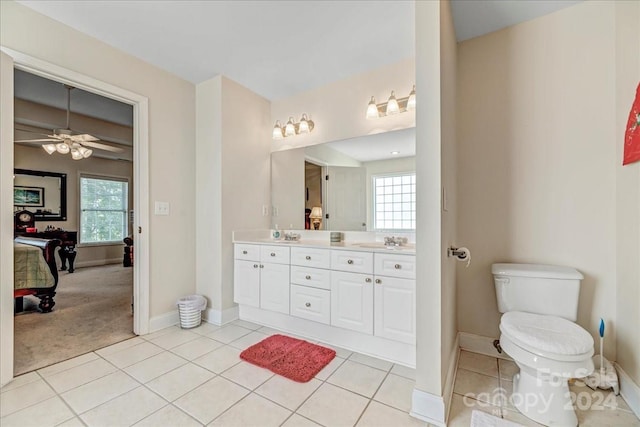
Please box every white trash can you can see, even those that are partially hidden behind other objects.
[176,295,207,329]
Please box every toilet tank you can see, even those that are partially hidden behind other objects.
[492,263,584,321]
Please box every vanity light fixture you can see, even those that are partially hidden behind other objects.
[366,85,416,119]
[272,114,315,139]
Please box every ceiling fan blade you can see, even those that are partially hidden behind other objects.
[80,140,125,153]
[15,138,59,143]
[69,133,100,142]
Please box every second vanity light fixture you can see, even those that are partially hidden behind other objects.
[272,114,315,140]
[366,85,416,119]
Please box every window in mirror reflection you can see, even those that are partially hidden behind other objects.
[373,173,416,230]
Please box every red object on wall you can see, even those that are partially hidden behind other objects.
[623,82,640,165]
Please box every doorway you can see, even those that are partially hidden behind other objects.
[0,48,150,386]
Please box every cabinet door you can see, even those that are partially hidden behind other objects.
[330,271,373,334]
[234,260,260,307]
[290,284,330,325]
[374,276,415,344]
[260,262,290,314]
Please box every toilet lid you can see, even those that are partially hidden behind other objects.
[500,311,594,356]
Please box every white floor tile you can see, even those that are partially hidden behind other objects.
[458,350,499,378]
[453,368,500,405]
[316,342,353,359]
[60,370,139,414]
[0,396,74,427]
[391,364,416,380]
[148,328,200,350]
[209,393,291,426]
[255,375,322,411]
[501,407,545,426]
[173,377,248,424]
[192,345,241,374]
[0,371,40,393]
[38,352,100,378]
[498,358,519,381]
[327,360,387,398]
[230,319,262,330]
[357,400,428,426]
[313,356,345,381]
[228,331,269,350]
[146,363,215,402]
[373,373,415,412]
[79,386,166,427]
[170,336,223,360]
[142,326,180,341]
[46,358,118,393]
[100,341,164,369]
[281,413,322,427]
[447,393,502,427]
[297,382,369,427]
[0,378,56,417]
[206,325,252,344]
[124,351,187,383]
[349,352,393,372]
[189,322,221,336]
[576,405,640,426]
[133,404,202,427]
[221,361,274,390]
[55,417,86,427]
[95,337,145,357]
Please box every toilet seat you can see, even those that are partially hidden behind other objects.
[500,311,593,361]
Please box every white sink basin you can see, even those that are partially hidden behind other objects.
[260,239,301,244]
[352,243,414,251]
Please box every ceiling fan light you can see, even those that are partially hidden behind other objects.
[298,114,310,134]
[272,120,284,140]
[43,144,57,155]
[285,117,296,137]
[407,85,416,111]
[366,96,379,119]
[83,148,93,158]
[71,148,83,160]
[56,142,70,154]
[386,91,400,115]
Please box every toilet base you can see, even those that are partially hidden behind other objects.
[512,366,577,427]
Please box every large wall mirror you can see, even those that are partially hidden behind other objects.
[14,169,67,221]
[271,128,415,231]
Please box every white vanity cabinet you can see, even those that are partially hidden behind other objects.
[233,244,290,314]
[289,247,331,325]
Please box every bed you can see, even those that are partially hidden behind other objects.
[14,236,61,313]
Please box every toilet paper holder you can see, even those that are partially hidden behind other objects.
[448,247,468,259]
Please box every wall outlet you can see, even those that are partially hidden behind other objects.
[154,201,170,216]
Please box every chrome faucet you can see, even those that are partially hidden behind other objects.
[384,236,408,247]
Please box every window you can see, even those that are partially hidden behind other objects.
[373,173,416,231]
[80,175,128,244]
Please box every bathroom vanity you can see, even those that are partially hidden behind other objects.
[233,233,416,367]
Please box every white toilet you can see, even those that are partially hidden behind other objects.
[492,263,594,427]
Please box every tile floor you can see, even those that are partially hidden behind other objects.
[0,320,638,426]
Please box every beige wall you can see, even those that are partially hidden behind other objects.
[615,1,640,385]
[457,1,619,359]
[1,0,196,318]
[15,145,133,266]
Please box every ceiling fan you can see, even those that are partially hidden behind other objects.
[15,84,124,159]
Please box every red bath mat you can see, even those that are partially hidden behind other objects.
[240,334,336,382]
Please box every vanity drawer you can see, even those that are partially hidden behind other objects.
[331,250,373,274]
[374,253,416,279]
[291,266,330,290]
[290,284,330,325]
[235,244,260,261]
[291,247,330,269]
[260,245,290,265]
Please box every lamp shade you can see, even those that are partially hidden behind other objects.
[272,120,284,140]
[43,144,57,155]
[386,91,400,115]
[285,117,296,137]
[56,141,70,154]
[407,85,416,111]
[298,114,310,133]
[366,96,379,119]
[310,206,323,219]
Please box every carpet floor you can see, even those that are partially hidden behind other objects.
[14,264,134,375]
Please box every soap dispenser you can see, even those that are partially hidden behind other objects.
[272,225,281,240]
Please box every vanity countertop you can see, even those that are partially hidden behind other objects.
[233,236,416,254]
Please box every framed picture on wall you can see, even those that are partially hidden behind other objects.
[14,186,45,207]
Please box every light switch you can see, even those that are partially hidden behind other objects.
[154,201,170,216]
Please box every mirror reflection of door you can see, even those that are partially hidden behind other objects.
[325,166,367,231]
[304,161,322,229]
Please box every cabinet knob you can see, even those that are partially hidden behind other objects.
[253,264,258,268]
[305,255,311,260]
[271,252,276,257]
[365,278,372,283]
[242,250,248,254]
[394,264,402,269]
[260,264,264,268]
[305,302,311,307]
[347,259,354,264]
[375,279,382,284]
[305,275,311,280]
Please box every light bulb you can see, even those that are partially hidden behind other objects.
[78,146,92,158]
[407,85,416,111]
[43,144,57,154]
[386,91,400,115]
[272,120,284,140]
[71,148,83,160]
[298,114,310,134]
[56,141,70,154]
[366,96,379,119]
[284,117,296,137]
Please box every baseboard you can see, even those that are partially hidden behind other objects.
[203,305,239,326]
[411,388,446,427]
[459,331,512,360]
[615,362,640,418]
[73,258,122,269]
[149,310,178,332]
[443,335,460,423]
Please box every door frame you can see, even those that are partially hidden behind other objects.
[0,47,150,386]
